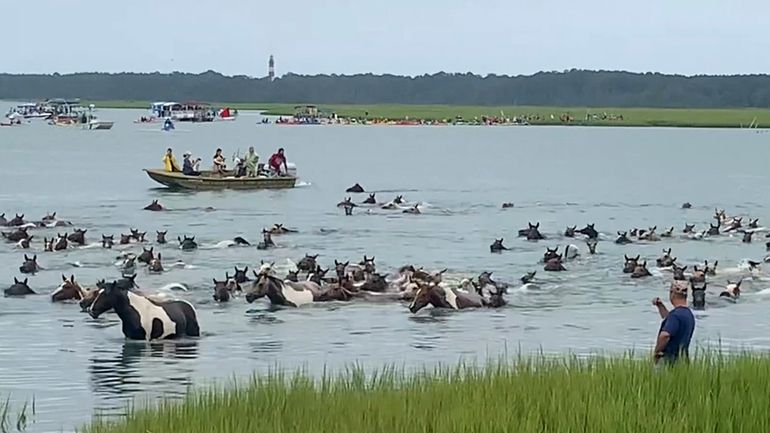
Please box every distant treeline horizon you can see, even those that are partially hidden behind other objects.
[2,69,770,108]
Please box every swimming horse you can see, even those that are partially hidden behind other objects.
[246,271,319,307]
[408,282,499,313]
[89,280,199,340]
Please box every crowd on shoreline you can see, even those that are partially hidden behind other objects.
[270,111,628,126]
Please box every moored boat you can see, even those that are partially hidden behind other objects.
[5,103,53,120]
[144,169,297,190]
[47,100,114,129]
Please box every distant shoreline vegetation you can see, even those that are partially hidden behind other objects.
[3,69,770,109]
[85,101,770,128]
[79,353,770,433]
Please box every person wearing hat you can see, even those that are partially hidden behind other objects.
[182,151,201,176]
[652,280,695,365]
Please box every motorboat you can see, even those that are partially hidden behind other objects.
[5,103,53,120]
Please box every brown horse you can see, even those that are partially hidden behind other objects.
[52,275,86,302]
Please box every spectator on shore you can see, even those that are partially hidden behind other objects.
[652,280,695,365]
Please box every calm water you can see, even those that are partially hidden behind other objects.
[2,106,770,432]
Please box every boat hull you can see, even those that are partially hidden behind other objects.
[88,121,114,130]
[144,169,297,190]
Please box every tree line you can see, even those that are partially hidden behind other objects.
[1,70,770,108]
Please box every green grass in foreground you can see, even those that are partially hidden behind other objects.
[89,100,770,128]
[81,354,770,433]
[0,397,34,432]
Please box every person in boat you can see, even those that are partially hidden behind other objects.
[268,148,288,176]
[243,146,259,177]
[182,152,201,176]
[234,157,248,178]
[163,148,181,172]
[213,148,227,175]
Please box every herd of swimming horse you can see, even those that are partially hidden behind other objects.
[1,188,768,341]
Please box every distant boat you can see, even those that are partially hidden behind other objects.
[5,103,52,120]
[48,100,114,130]
[217,107,238,121]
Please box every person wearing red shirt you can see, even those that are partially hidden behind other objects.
[268,148,288,176]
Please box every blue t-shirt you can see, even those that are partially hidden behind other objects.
[659,306,695,362]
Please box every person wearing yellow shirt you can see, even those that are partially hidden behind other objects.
[163,148,181,172]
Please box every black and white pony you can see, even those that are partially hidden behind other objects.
[89,280,200,340]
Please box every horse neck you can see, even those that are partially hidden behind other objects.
[112,291,142,324]
[428,287,450,308]
[264,277,287,303]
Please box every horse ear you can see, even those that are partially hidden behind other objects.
[70,275,75,282]
[14,277,19,284]
[157,253,161,260]
[23,278,28,285]
[62,274,67,282]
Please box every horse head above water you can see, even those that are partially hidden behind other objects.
[101,235,115,249]
[178,235,198,251]
[143,200,165,211]
[490,238,508,253]
[623,255,640,274]
[52,274,85,302]
[576,224,598,240]
[67,229,87,246]
[5,277,34,297]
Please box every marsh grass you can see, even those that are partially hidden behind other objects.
[0,397,35,433]
[81,353,770,433]
[90,100,770,127]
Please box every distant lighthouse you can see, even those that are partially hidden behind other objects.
[268,55,275,81]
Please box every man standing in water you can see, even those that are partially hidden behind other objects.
[652,280,696,365]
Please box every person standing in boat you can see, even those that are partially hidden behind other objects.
[182,152,201,176]
[268,148,288,176]
[213,148,227,176]
[243,146,259,177]
[162,148,181,172]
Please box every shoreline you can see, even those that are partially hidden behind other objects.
[79,353,770,433]
[78,100,770,128]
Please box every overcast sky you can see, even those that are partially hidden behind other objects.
[4,0,767,76]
